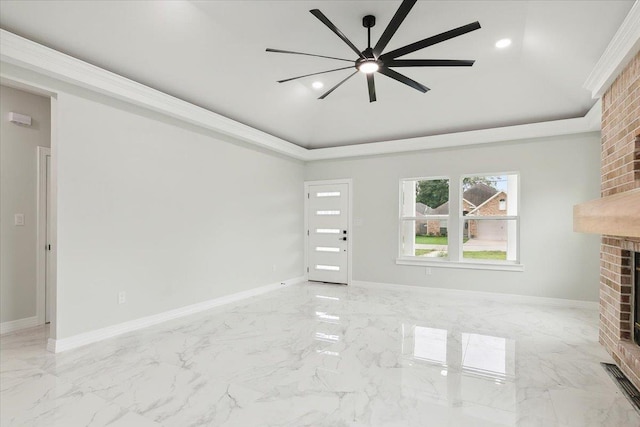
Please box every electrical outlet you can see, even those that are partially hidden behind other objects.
[118,291,126,304]
[425,267,432,276]
[14,213,25,226]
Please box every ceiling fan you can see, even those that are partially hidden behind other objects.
[266,0,481,102]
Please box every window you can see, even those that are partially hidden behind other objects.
[398,173,521,270]
[399,177,450,258]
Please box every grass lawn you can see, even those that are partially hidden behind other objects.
[415,235,468,245]
[415,249,436,256]
[463,251,506,260]
[413,249,506,260]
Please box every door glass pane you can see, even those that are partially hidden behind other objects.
[316,228,340,234]
[317,191,340,197]
[315,247,340,252]
[316,265,340,271]
[463,219,517,261]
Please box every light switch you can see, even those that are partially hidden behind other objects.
[14,214,24,226]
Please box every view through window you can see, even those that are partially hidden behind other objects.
[400,174,519,264]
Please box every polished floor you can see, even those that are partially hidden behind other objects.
[1,282,639,426]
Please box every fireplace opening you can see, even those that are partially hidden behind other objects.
[635,252,640,346]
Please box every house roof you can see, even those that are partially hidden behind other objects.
[463,183,498,207]
[0,1,632,149]
[415,202,429,215]
[422,183,502,215]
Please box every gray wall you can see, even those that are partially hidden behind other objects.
[0,85,51,323]
[305,133,602,301]
[54,91,304,339]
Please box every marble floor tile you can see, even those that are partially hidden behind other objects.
[1,281,639,426]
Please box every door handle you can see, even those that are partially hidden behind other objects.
[340,237,347,241]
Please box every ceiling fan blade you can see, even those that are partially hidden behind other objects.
[266,48,354,63]
[367,73,377,102]
[386,59,475,67]
[380,21,481,60]
[319,71,359,99]
[310,9,366,59]
[373,0,417,57]
[378,67,429,93]
[277,66,355,83]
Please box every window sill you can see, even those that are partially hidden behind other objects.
[395,257,525,272]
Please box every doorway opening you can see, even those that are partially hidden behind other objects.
[37,146,53,325]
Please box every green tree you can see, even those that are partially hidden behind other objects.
[417,179,448,208]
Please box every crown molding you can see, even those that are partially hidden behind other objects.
[0,29,308,160]
[306,106,601,161]
[1,29,602,162]
[584,1,640,98]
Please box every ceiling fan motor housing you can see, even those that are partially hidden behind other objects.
[362,15,376,28]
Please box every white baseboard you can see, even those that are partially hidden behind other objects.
[350,280,599,310]
[1,316,39,335]
[48,276,305,353]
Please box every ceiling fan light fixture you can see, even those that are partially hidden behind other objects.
[358,60,379,74]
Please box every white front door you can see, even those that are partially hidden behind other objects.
[307,183,349,284]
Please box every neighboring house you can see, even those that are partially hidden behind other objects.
[414,202,430,234]
[420,183,508,240]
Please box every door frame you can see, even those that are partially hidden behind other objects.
[304,179,353,285]
[36,146,51,324]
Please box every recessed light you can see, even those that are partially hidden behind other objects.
[495,38,512,49]
[312,81,324,90]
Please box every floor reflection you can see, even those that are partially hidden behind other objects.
[402,323,516,423]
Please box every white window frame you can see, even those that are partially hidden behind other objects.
[398,176,450,260]
[397,172,524,272]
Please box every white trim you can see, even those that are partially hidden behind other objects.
[0,29,307,160]
[351,280,598,310]
[0,29,604,163]
[304,179,353,286]
[1,316,39,335]
[306,118,601,161]
[46,276,305,353]
[585,99,602,130]
[36,147,51,325]
[395,257,525,272]
[583,1,640,98]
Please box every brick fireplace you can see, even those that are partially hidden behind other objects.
[598,52,640,389]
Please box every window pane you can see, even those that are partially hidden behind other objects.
[417,179,449,215]
[461,174,517,216]
[402,219,449,258]
[401,178,449,217]
[463,219,517,261]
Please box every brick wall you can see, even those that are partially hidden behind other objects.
[599,52,640,389]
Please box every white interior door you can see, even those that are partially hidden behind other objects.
[307,183,349,284]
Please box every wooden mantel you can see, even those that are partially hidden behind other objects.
[573,188,640,238]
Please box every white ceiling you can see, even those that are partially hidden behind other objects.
[0,1,634,149]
